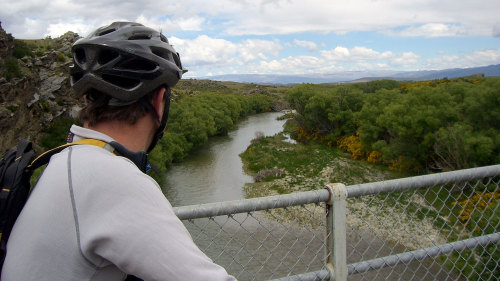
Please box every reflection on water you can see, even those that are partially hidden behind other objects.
[163,112,287,206]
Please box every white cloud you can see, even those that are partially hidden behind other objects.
[177,16,205,31]
[136,15,206,33]
[248,46,421,74]
[176,37,499,75]
[258,60,284,72]
[386,23,467,37]
[239,39,282,62]
[46,22,94,38]
[20,18,47,39]
[421,49,500,70]
[320,47,350,61]
[170,35,282,74]
[388,52,420,68]
[462,49,500,67]
[253,55,326,74]
[493,22,500,37]
[171,35,237,66]
[320,46,392,62]
[3,0,499,39]
[309,46,420,71]
[424,55,460,70]
[0,0,185,38]
[1,0,499,76]
[217,0,500,37]
[294,40,318,52]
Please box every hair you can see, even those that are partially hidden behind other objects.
[79,87,169,127]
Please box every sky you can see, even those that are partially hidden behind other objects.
[1,0,500,78]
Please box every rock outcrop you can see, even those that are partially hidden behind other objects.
[0,21,14,66]
[0,23,81,152]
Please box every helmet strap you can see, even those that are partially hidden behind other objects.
[147,102,168,152]
[140,91,170,153]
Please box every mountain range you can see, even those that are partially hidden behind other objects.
[204,64,500,84]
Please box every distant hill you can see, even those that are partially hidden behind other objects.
[205,64,500,84]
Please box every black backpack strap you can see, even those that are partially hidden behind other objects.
[0,140,36,204]
[0,140,37,243]
[0,151,16,191]
[14,140,33,159]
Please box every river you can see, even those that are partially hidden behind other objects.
[161,111,459,281]
[162,111,318,280]
[163,111,287,206]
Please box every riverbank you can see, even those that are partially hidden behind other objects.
[240,133,400,196]
[240,133,447,250]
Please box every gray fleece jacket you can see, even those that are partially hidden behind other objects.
[1,125,235,281]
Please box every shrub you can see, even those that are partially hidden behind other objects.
[6,105,19,112]
[40,117,81,149]
[57,52,66,62]
[13,40,33,58]
[4,57,21,81]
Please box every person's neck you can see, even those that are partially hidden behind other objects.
[85,117,154,152]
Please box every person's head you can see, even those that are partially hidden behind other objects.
[70,21,187,152]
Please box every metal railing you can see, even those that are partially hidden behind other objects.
[173,165,500,280]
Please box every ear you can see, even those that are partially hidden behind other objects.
[152,88,166,120]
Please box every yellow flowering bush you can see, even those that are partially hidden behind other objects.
[367,150,382,164]
[452,191,500,233]
[337,135,364,160]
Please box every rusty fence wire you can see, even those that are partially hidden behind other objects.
[173,165,500,281]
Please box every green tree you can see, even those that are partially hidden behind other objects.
[433,123,494,170]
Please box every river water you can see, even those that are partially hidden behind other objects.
[163,111,287,206]
[162,112,322,280]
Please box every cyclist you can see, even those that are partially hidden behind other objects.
[1,22,236,281]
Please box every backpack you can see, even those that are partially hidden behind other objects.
[0,138,108,271]
[0,139,145,280]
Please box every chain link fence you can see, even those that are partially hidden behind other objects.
[173,165,500,280]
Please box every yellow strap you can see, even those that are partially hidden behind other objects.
[73,139,115,154]
[27,139,111,170]
[71,139,108,148]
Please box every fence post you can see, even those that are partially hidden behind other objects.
[325,183,348,281]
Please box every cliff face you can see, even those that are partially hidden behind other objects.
[0,22,14,64]
[0,22,81,152]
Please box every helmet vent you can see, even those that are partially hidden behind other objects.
[150,46,171,61]
[117,58,158,71]
[98,29,116,36]
[74,48,86,64]
[172,53,182,69]
[128,34,152,40]
[102,74,140,89]
[97,49,119,65]
[71,73,83,83]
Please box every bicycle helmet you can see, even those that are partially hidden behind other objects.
[70,21,187,106]
[70,21,187,152]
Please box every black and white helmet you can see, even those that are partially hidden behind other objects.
[70,21,187,105]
